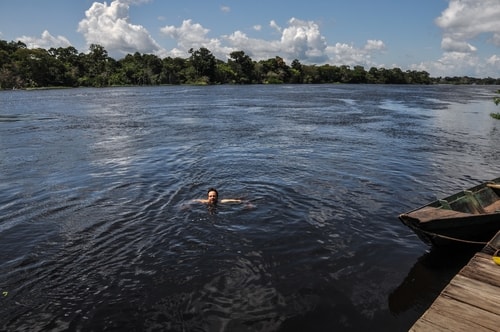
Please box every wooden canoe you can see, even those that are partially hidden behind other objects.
[399,178,500,246]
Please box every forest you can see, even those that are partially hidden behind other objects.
[1,39,500,90]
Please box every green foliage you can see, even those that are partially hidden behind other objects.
[491,90,500,120]
[229,51,255,84]
[188,47,216,83]
[1,38,499,89]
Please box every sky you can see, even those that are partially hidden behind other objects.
[1,0,500,78]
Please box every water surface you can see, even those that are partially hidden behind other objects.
[1,84,499,331]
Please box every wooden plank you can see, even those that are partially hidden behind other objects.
[483,199,500,213]
[405,207,473,223]
[460,253,500,287]
[442,274,500,315]
[416,294,498,331]
[410,249,500,331]
[410,317,456,332]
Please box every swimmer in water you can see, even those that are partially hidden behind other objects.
[194,188,242,205]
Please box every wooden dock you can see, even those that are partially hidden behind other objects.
[410,231,500,331]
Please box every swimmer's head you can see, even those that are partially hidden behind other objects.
[207,188,218,205]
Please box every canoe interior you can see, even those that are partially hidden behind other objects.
[404,178,500,221]
[399,177,500,246]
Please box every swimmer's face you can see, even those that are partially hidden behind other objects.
[207,190,218,204]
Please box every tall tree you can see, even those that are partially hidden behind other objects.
[79,44,113,87]
[161,56,187,84]
[188,47,216,84]
[290,59,304,83]
[351,65,367,83]
[228,50,255,84]
[259,56,290,83]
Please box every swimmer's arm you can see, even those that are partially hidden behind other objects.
[220,198,243,204]
[225,198,257,209]
[192,199,209,203]
[188,198,245,204]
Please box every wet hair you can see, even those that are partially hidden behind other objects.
[207,188,218,197]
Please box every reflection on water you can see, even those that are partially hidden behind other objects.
[388,246,477,315]
[1,85,499,331]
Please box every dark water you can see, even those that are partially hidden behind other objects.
[1,84,499,331]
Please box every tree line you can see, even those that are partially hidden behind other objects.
[1,39,499,90]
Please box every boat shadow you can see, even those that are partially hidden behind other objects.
[388,245,478,315]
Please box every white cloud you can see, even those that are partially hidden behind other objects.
[18,30,71,49]
[441,36,476,53]
[220,6,231,13]
[412,51,500,78]
[427,0,500,76]
[435,0,500,51]
[77,0,163,57]
[487,55,500,67]
[436,0,500,43]
[326,43,366,66]
[225,30,280,60]
[161,19,210,45]
[323,39,386,68]
[160,19,232,58]
[269,20,281,33]
[364,40,385,51]
[280,18,327,59]
[161,17,383,67]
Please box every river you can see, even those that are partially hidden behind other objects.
[1,84,499,331]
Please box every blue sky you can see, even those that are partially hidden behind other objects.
[1,0,500,78]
